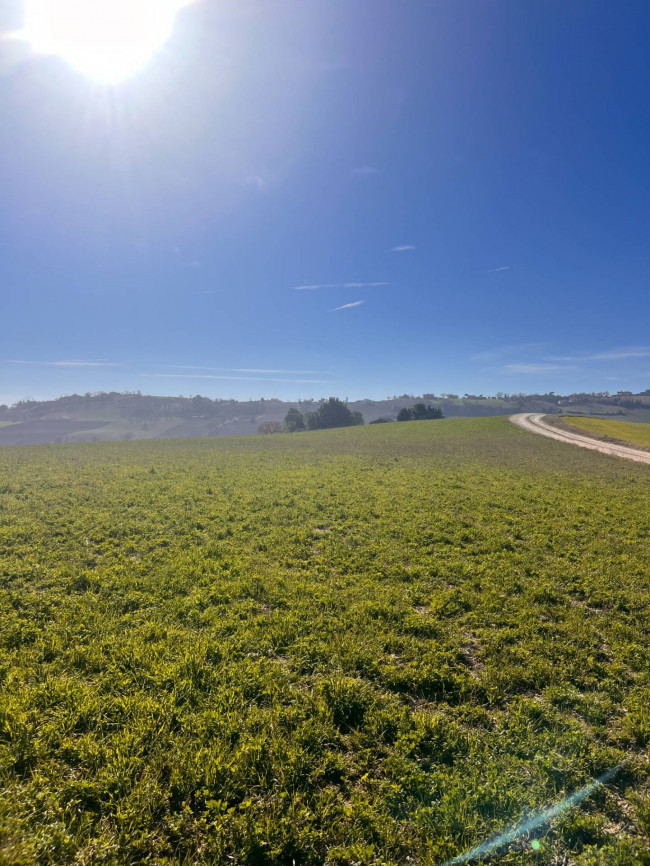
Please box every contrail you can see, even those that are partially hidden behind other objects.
[442,762,627,865]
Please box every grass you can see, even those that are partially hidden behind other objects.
[562,415,650,449]
[0,417,649,865]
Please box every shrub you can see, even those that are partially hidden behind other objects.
[257,422,283,435]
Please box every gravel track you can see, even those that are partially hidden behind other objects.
[509,413,650,465]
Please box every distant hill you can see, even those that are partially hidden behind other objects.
[0,390,649,446]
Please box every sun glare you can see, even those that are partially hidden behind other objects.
[21,0,187,84]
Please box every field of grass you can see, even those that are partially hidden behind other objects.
[562,416,650,449]
[1,418,649,865]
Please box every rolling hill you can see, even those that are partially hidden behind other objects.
[1,390,649,445]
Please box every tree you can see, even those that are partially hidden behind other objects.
[397,404,444,422]
[307,397,363,429]
[190,395,215,417]
[258,421,283,435]
[284,408,306,432]
[290,398,363,431]
[315,397,353,429]
[305,411,321,430]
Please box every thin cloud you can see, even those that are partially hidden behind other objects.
[470,342,548,362]
[353,166,380,177]
[144,374,332,384]
[488,266,511,272]
[589,347,648,361]
[235,368,330,374]
[390,245,415,252]
[8,359,118,367]
[545,356,586,362]
[295,282,387,290]
[245,175,269,192]
[502,363,573,374]
[167,365,330,375]
[545,347,650,362]
[330,300,364,312]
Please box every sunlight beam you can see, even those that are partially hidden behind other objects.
[21,0,188,84]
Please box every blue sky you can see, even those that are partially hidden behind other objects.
[1,0,650,404]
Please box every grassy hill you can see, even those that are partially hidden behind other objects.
[1,418,649,864]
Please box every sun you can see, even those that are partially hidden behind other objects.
[21,0,187,84]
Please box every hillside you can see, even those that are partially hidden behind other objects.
[560,416,650,450]
[1,418,648,863]
[1,389,649,446]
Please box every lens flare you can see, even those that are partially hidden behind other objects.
[21,0,187,83]
[442,762,627,865]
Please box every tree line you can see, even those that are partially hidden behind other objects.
[258,399,447,434]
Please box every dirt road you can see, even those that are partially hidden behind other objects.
[510,414,650,465]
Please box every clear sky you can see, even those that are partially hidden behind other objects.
[1,0,650,404]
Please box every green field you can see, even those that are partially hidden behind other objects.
[562,416,650,449]
[1,418,649,865]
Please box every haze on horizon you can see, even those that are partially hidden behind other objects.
[1,0,650,406]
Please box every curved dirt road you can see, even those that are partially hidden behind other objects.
[510,414,650,465]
